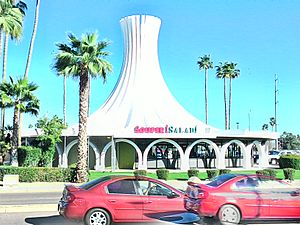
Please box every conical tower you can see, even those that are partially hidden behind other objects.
[69,15,217,138]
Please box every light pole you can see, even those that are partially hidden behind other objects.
[248,109,251,131]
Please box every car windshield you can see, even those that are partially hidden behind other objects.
[207,174,237,187]
[269,151,280,155]
[79,176,112,190]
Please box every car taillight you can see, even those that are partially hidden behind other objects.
[66,193,75,203]
[197,191,208,199]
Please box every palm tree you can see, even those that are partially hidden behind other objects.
[216,62,229,129]
[0,0,25,133]
[0,77,39,166]
[262,124,269,130]
[269,117,276,131]
[227,62,240,130]
[2,0,25,80]
[216,62,240,130]
[23,0,40,79]
[197,54,213,124]
[53,32,113,182]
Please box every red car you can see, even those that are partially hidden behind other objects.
[184,174,300,224]
[58,175,186,225]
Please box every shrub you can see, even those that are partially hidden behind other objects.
[156,169,169,180]
[133,170,147,176]
[263,169,277,178]
[256,169,277,178]
[219,169,231,175]
[18,146,42,167]
[206,169,219,180]
[0,166,76,182]
[279,154,300,170]
[187,169,199,178]
[283,168,295,181]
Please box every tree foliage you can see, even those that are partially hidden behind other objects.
[279,132,300,150]
[35,115,66,167]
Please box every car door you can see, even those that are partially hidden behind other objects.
[232,177,270,218]
[104,179,143,221]
[264,180,300,218]
[136,180,185,220]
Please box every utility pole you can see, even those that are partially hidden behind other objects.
[274,74,279,150]
[274,74,279,132]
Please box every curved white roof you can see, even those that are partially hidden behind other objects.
[63,15,217,138]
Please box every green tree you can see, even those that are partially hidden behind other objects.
[227,62,240,130]
[279,132,300,150]
[0,0,25,132]
[197,54,213,124]
[262,124,269,130]
[0,77,39,166]
[35,115,66,167]
[269,117,276,132]
[53,32,113,182]
[216,62,240,130]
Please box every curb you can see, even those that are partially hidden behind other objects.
[0,204,57,213]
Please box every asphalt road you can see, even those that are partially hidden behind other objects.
[0,192,61,205]
[1,211,300,225]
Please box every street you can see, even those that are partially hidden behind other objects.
[1,211,300,225]
[0,192,61,205]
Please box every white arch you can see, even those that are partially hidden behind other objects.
[100,139,143,171]
[141,139,186,170]
[185,139,220,169]
[220,140,249,169]
[65,139,100,169]
[247,141,268,168]
[55,144,63,167]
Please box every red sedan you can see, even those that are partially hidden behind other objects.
[184,174,300,224]
[58,175,186,225]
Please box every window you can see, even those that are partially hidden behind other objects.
[136,180,173,196]
[107,180,137,195]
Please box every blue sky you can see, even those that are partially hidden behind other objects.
[5,0,300,134]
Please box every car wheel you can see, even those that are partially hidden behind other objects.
[85,208,111,225]
[271,159,277,164]
[218,204,241,225]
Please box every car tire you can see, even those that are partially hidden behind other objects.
[84,208,111,225]
[218,204,241,225]
[271,159,277,164]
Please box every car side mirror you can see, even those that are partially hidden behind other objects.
[167,191,180,198]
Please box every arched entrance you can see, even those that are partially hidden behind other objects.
[185,139,220,169]
[100,139,143,170]
[221,140,247,168]
[142,139,184,170]
[66,140,98,169]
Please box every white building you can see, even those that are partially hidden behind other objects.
[24,15,278,171]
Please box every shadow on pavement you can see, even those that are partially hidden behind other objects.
[201,217,300,225]
[25,215,81,225]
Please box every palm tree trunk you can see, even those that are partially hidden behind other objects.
[10,106,20,166]
[2,33,8,82]
[205,69,208,124]
[224,78,228,130]
[229,78,232,130]
[0,31,4,133]
[23,0,40,79]
[18,0,40,148]
[76,71,89,183]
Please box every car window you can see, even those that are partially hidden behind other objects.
[107,180,137,195]
[80,176,111,190]
[207,174,237,187]
[233,177,259,190]
[136,180,173,196]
